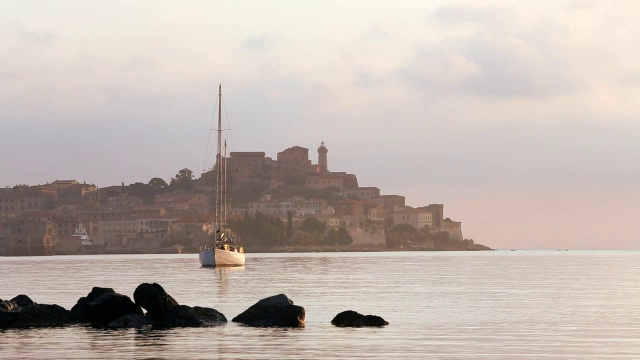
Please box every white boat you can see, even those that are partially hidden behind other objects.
[199,84,246,267]
[72,224,92,246]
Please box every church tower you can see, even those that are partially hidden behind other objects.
[317,141,328,173]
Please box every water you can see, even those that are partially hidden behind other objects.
[1,251,640,359]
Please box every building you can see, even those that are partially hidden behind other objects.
[0,186,57,215]
[49,179,79,189]
[371,195,406,213]
[170,213,215,249]
[155,193,209,213]
[339,187,381,200]
[58,183,98,205]
[419,204,444,228]
[304,174,345,190]
[106,193,144,208]
[392,207,434,229]
[274,146,314,184]
[1,218,54,256]
[228,152,268,184]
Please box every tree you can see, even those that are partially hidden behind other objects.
[336,226,353,245]
[385,223,417,248]
[299,217,326,234]
[170,168,194,191]
[286,210,293,239]
[232,212,286,248]
[175,168,194,182]
[149,177,168,192]
[322,226,353,246]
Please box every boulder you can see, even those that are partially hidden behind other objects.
[331,310,388,327]
[71,287,143,326]
[1,283,227,329]
[232,294,305,327]
[0,300,18,312]
[156,305,227,328]
[71,287,116,316]
[11,295,36,308]
[1,295,35,312]
[133,283,179,320]
[0,296,77,329]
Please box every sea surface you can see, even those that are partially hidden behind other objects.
[1,251,640,359]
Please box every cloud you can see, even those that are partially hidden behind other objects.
[242,35,272,51]
[352,66,384,87]
[358,23,394,43]
[396,5,576,99]
[431,5,512,26]
[16,26,55,47]
[2,19,55,47]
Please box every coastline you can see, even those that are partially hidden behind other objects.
[42,243,493,256]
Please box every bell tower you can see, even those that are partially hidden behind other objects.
[317,141,328,173]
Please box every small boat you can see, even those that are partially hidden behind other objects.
[199,84,246,267]
[72,224,92,246]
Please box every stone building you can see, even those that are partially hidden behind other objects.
[273,146,313,184]
[1,218,54,256]
[0,186,57,215]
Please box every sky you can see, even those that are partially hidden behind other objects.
[1,0,638,249]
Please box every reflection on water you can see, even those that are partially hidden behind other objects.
[209,265,245,299]
[1,251,640,359]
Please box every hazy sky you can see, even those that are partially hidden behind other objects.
[1,1,638,249]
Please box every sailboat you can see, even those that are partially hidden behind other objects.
[199,84,246,267]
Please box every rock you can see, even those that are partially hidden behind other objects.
[331,310,388,327]
[108,314,154,329]
[132,283,226,328]
[71,287,113,322]
[133,283,179,320]
[0,301,77,329]
[0,299,19,312]
[232,294,305,328]
[71,288,142,326]
[157,305,227,328]
[11,295,35,308]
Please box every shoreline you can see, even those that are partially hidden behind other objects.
[39,244,493,256]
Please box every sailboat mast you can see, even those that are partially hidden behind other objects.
[224,140,228,226]
[216,84,223,235]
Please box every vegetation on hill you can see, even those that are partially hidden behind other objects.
[229,213,353,250]
[386,224,488,251]
[231,212,286,248]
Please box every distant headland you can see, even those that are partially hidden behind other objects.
[0,142,491,256]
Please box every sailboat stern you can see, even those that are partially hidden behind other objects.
[199,249,215,267]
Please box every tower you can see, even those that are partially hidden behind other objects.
[317,141,328,173]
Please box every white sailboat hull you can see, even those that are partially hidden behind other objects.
[199,248,245,267]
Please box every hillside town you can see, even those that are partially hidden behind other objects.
[0,142,483,256]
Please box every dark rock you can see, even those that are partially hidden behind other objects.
[108,314,154,329]
[232,294,305,327]
[156,305,227,328]
[133,283,179,320]
[1,295,36,314]
[71,288,142,326]
[331,310,388,327]
[11,295,35,308]
[0,299,19,312]
[71,287,116,318]
[84,287,117,303]
[0,303,77,329]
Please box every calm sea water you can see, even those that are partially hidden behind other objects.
[1,251,640,359]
